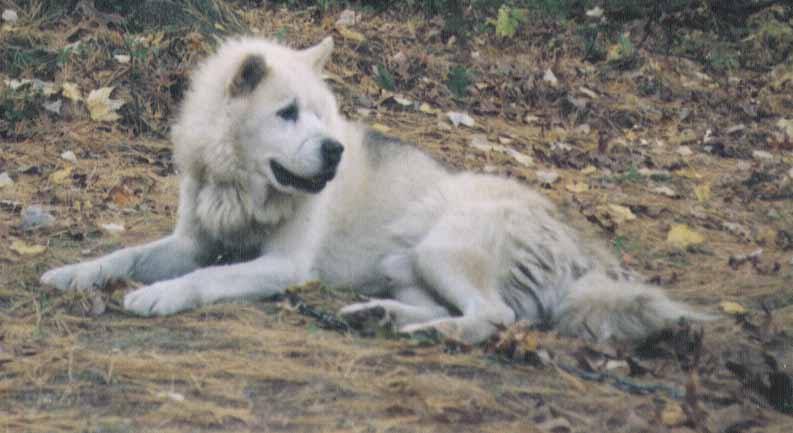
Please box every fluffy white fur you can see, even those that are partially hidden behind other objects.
[41,36,711,344]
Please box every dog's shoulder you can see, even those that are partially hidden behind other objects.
[362,129,410,165]
[362,129,454,174]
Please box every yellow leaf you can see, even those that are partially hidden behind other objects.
[674,168,702,179]
[521,333,538,351]
[49,166,73,185]
[606,44,622,62]
[565,182,589,193]
[335,26,365,43]
[11,240,47,256]
[419,102,440,115]
[607,204,636,224]
[661,401,686,427]
[86,87,125,122]
[371,123,391,133]
[581,165,597,175]
[61,82,82,102]
[720,301,747,315]
[694,183,711,202]
[667,224,705,248]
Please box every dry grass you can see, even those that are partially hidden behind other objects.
[1,2,792,432]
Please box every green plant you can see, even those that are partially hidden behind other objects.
[492,5,527,38]
[0,88,40,138]
[56,45,78,66]
[602,167,644,184]
[275,26,288,42]
[707,45,739,72]
[375,64,396,91]
[446,65,471,98]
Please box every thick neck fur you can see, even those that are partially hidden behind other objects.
[187,161,302,244]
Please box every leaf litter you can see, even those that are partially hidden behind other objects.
[1,2,792,432]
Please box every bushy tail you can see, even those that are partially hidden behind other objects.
[554,272,715,342]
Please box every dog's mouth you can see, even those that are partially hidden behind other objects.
[270,160,336,193]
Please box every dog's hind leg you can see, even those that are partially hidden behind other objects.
[339,286,450,330]
[399,212,516,344]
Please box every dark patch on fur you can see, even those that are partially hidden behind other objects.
[363,130,409,166]
[228,54,267,97]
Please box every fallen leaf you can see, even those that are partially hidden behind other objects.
[60,150,77,163]
[61,82,82,102]
[693,183,711,202]
[0,172,14,188]
[504,148,533,167]
[446,111,475,128]
[86,87,125,122]
[393,95,412,107]
[335,25,365,43]
[48,167,73,185]
[720,301,747,315]
[2,9,18,23]
[752,150,773,161]
[371,123,391,133]
[469,136,533,166]
[585,6,603,18]
[100,223,125,234]
[335,8,358,27]
[157,391,185,402]
[723,222,751,240]
[674,168,702,179]
[543,68,558,87]
[652,186,677,198]
[578,86,599,99]
[536,171,560,185]
[565,182,589,193]
[10,240,47,256]
[43,99,62,115]
[667,224,705,248]
[661,401,686,427]
[419,102,440,115]
[391,51,410,78]
[607,204,636,224]
[777,118,793,139]
[469,135,493,152]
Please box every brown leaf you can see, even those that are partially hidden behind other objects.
[107,184,138,208]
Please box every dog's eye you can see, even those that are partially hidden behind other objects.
[276,101,298,122]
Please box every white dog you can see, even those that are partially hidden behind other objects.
[41,37,710,344]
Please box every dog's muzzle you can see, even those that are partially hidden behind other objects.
[271,139,344,193]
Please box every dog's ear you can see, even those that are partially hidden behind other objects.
[301,36,333,71]
[227,54,267,97]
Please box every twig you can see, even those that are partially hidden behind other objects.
[279,291,353,334]
[556,362,685,400]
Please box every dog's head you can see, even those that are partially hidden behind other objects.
[174,37,344,195]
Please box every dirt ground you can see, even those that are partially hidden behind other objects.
[1,2,792,432]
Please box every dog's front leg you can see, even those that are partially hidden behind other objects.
[123,255,299,316]
[41,235,200,291]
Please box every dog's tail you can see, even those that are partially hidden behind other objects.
[554,271,714,342]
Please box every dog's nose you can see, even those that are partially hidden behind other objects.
[321,138,344,167]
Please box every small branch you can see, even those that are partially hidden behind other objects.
[556,362,686,399]
[279,291,354,334]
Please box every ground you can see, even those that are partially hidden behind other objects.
[1,2,792,432]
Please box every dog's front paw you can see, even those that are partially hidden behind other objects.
[123,281,198,317]
[41,262,108,291]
